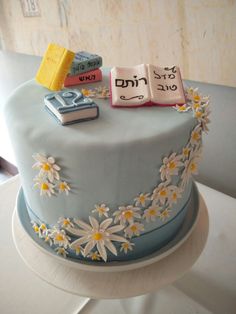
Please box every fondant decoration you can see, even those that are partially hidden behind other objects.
[31,88,209,261]
[32,153,70,197]
[110,64,185,107]
[44,90,99,125]
[81,86,110,99]
[69,51,102,75]
[36,43,75,91]
[64,69,102,87]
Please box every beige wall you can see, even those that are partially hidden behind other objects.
[0,0,236,87]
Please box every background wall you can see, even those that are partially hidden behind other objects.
[0,0,236,87]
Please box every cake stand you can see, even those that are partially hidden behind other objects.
[12,194,209,299]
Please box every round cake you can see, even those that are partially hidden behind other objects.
[4,68,209,263]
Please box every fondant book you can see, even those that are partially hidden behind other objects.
[110,64,186,107]
[64,69,102,87]
[70,51,102,75]
[44,90,99,125]
[36,43,75,91]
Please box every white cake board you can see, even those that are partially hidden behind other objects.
[12,195,209,299]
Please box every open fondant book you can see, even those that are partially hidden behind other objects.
[110,64,186,107]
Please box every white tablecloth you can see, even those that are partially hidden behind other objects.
[0,176,235,314]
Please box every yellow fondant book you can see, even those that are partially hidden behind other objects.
[36,43,75,91]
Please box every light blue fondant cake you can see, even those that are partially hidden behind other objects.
[3,68,210,263]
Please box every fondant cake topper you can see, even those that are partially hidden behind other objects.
[110,64,185,108]
[44,89,99,125]
[69,51,103,76]
[36,43,75,91]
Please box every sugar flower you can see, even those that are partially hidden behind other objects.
[58,181,70,195]
[69,216,127,262]
[44,235,53,246]
[50,228,71,248]
[73,245,83,256]
[152,181,170,204]
[92,204,110,218]
[33,177,55,197]
[113,206,142,225]
[167,186,183,206]
[182,146,191,160]
[174,104,191,112]
[134,192,150,207]
[181,147,202,188]
[87,251,101,261]
[32,153,60,182]
[159,208,171,221]
[143,205,161,222]
[124,222,144,238]
[58,217,74,228]
[32,222,39,234]
[160,153,183,181]
[55,247,68,258]
[81,88,96,98]
[190,125,202,146]
[120,242,135,254]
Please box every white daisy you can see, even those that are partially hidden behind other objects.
[190,125,202,146]
[185,87,203,103]
[55,247,68,258]
[134,193,150,207]
[124,222,144,238]
[58,181,70,195]
[120,242,135,254]
[174,104,191,112]
[69,216,127,262]
[181,147,202,188]
[92,204,110,218]
[50,229,71,248]
[143,205,161,222]
[159,208,171,221]
[33,177,55,197]
[44,235,53,246]
[38,223,48,238]
[167,186,183,206]
[32,153,61,182]
[182,146,191,160]
[152,182,170,204]
[160,152,183,181]
[32,222,39,234]
[195,106,210,133]
[72,245,83,256]
[58,217,74,228]
[113,206,141,225]
[87,251,101,261]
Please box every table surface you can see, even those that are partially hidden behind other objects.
[0,176,236,314]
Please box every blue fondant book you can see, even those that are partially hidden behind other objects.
[44,90,99,125]
[69,51,102,75]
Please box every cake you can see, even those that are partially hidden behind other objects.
[4,67,210,263]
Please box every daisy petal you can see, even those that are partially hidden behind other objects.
[66,226,87,237]
[109,234,127,243]
[105,240,117,256]
[70,236,89,249]
[89,216,99,230]
[100,218,113,230]
[106,225,124,234]
[84,241,96,257]
[97,241,107,262]
[48,157,55,164]
[74,219,92,231]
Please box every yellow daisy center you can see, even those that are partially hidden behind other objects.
[195,111,203,119]
[123,243,129,249]
[139,195,146,203]
[75,247,81,254]
[98,207,105,213]
[183,148,189,156]
[194,95,200,102]
[159,189,167,197]
[179,105,186,111]
[162,210,169,217]
[193,103,200,110]
[40,224,46,230]
[91,253,100,260]
[124,210,133,220]
[190,162,197,172]
[33,225,39,232]
[192,132,200,141]
[41,183,49,190]
[82,89,90,96]
[55,234,64,241]
[130,225,138,232]
[169,161,176,170]
[59,182,66,190]
[63,219,70,226]
[149,209,156,216]
[42,163,51,171]
[93,232,103,241]
[172,192,177,200]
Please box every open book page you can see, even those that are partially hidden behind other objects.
[110,64,150,107]
[147,65,186,105]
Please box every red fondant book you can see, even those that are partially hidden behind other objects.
[64,68,102,87]
[110,64,186,108]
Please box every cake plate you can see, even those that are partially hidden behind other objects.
[12,189,209,299]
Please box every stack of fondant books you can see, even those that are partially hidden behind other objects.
[64,51,103,87]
